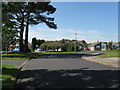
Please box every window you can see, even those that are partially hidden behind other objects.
[96,45,100,48]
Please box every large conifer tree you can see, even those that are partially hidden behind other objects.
[2,1,57,53]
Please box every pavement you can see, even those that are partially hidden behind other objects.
[81,52,119,68]
[82,56,119,68]
[2,60,27,67]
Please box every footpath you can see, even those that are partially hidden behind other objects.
[2,60,27,67]
[82,52,119,68]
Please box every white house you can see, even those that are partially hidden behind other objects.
[88,42,107,51]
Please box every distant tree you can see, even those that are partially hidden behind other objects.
[61,42,69,51]
[72,39,77,41]
[32,37,36,51]
[52,41,62,51]
[61,39,65,43]
[40,40,80,52]
[67,42,79,51]
[40,41,49,51]
[40,41,62,51]
[61,41,79,51]
[36,39,45,46]
[2,25,18,54]
[107,41,113,50]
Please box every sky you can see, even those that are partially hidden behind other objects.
[28,2,118,43]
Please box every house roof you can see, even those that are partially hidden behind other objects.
[76,42,84,46]
[112,42,120,46]
[88,42,101,47]
[77,40,88,46]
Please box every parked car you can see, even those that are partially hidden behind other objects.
[85,47,90,51]
[13,48,19,52]
[35,48,41,52]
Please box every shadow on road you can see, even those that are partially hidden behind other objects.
[37,52,104,59]
[37,53,84,59]
[16,69,119,89]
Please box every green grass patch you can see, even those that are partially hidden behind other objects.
[2,52,42,60]
[40,51,98,54]
[2,57,28,60]
[97,51,119,58]
[1,64,19,88]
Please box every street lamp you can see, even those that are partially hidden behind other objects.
[74,33,77,52]
[75,33,77,40]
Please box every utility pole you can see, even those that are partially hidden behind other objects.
[74,33,77,52]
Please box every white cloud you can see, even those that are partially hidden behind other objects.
[28,27,118,43]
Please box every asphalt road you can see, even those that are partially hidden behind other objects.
[16,53,119,89]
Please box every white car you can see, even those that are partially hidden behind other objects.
[35,48,41,52]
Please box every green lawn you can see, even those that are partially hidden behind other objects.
[41,50,119,58]
[1,64,19,88]
[41,51,97,54]
[2,52,42,60]
[97,51,119,58]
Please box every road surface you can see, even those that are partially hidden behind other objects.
[16,53,119,89]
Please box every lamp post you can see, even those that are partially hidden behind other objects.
[75,33,77,40]
[74,33,77,52]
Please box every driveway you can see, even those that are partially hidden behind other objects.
[16,53,119,89]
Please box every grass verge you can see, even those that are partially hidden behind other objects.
[97,51,119,58]
[41,51,98,54]
[2,52,42,60]
[1,64,19,88]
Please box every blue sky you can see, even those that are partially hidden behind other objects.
[28,2,118,43]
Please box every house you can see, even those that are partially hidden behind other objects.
[9,40,32,52]
[55,48,62,51]
[76,42,85,50]
[9,43,17,51]
[77,40,88,50]
[112,42,120,50]
[88,41,107,51]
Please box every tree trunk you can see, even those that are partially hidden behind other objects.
[24,8,30,53]
[24,18,29,52]
[5,46,7,54]
[19,15,24,53]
